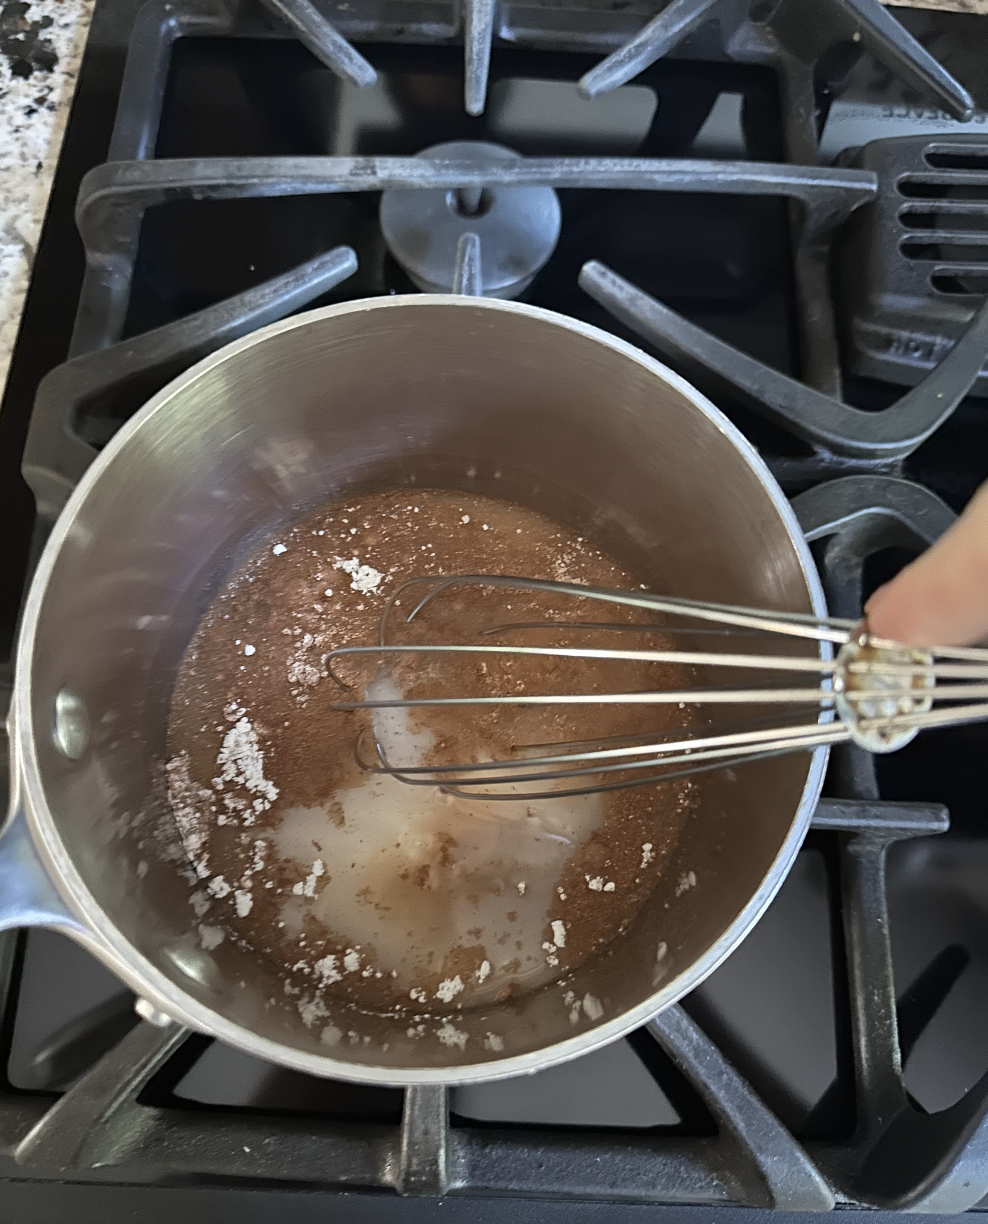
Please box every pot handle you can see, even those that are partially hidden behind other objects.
[0,803,88,937]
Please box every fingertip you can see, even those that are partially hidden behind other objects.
[863,580,911,643]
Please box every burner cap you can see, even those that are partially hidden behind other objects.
[380,141,561,298]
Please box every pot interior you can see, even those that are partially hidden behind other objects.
[24,297,823,1078]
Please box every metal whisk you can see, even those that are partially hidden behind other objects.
[326,576,988,800]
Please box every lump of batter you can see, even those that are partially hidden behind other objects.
[165,490,695,1031]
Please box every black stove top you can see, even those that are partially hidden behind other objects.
[3,0,988,1218]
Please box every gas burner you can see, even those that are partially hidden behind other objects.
[379,142,561,298]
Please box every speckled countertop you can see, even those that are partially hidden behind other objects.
[1,0,95,398]
[0,0,987,406]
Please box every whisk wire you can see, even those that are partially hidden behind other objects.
[327,576,988,796]
[363,725,850,803]
[385,574,857,643]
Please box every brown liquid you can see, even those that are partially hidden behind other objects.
[166,490,695,1027]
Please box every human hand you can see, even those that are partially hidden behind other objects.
[865,480,988,648]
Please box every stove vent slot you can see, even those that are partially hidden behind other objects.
[901,240,988,262]
[924,146,988,172]
[897,179,988,202]
[930,271,988,295]
[899,209,988,233]
[895,155,988,298]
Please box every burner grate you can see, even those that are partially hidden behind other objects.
[3,0,988,1214]
[579,258,988,472]
[6,794,986,1208]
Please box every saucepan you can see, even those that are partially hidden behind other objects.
[0,295,827,1084]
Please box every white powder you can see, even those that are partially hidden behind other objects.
[334,555,384,596]
[243,644,255,656]
[287,659,322,687]
[586,874,615,892]
[582,993,604,1021]
[216,717,278,812]
[314,954,342,985]
[343,949,361,974]
[298,996,328,1028]
[641,843,655,867]
[285,630,326,692]
[272,543,287,555]
[199,924,225,950]
[550,920,566,948]
[436,1022,468,1050]
[476,960,491,983]
[292,859,325,897]
[675,870,697,896]
[484,1032,504,1052]
[435,976,464,1003]
[234,889,253,917]
[247,840,267,876]
[189,890,211,917]
[165,752,212,878]
[410,987,427,1003]
[516,881,526,895]
[320,1023,342,1046]
[208,875,231,898]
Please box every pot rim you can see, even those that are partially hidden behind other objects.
[12,293,828,1085]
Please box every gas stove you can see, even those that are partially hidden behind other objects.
[2,0,988,1218]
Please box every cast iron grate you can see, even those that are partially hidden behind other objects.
[3,0,988,1214]
[838,134,988,394]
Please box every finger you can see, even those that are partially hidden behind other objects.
[865,480,988,647]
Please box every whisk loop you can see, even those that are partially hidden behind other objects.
[327,575,988,799]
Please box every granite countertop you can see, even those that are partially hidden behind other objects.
[0,0,986,406]
[1,0,95,395]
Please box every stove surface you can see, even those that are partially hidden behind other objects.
[2,0,988,1217]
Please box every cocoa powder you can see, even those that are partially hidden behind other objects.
[166,490,695,1024]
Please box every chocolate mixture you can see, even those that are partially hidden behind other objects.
[166,490,696,1026]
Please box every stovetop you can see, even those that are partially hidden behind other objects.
[2,0,988,1218]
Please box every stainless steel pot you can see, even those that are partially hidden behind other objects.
[0,295,827,1085]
